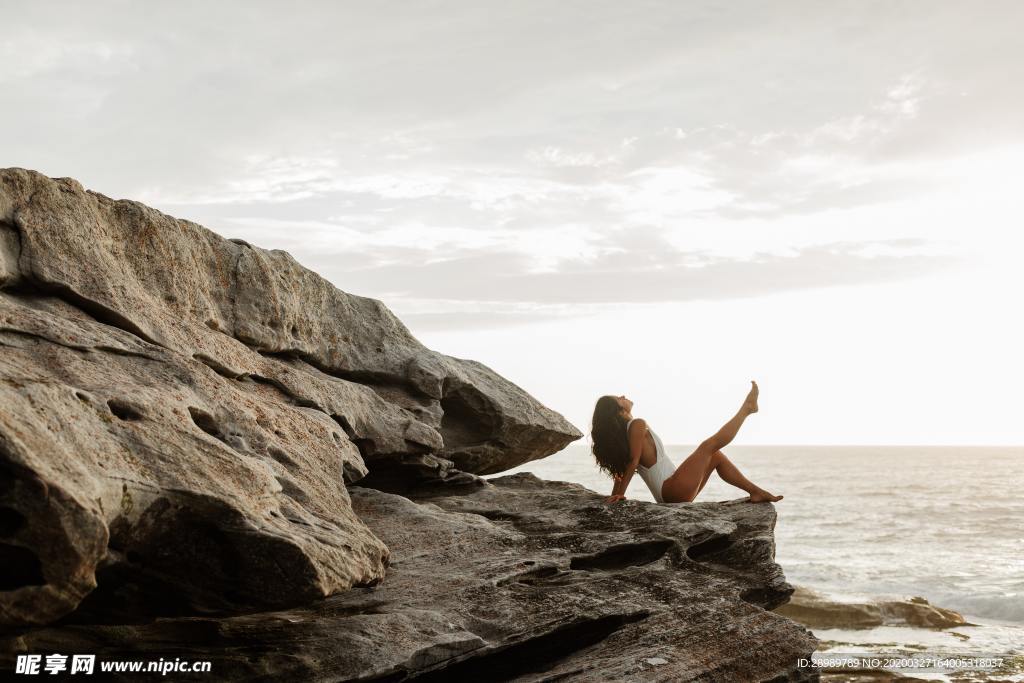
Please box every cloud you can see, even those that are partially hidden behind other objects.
[5,1,1022,204]
[300,234,958,305]
[136,65,997,233]
[0,0,1014,335]
[392,310,572,332]
[266,233,958,332]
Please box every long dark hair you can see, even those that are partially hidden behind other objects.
[591,395,629,478]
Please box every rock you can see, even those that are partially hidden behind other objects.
[774,586,971,630]
[0,169,814,681]
[0,168,579,627]
[0,290,388,624]
[0,168,579,475]
[4,475,818,681]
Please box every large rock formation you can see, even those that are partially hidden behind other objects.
[5,474,820,681]
[0,169,817,680]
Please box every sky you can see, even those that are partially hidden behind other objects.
[2,1,1022,445]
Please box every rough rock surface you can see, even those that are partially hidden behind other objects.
[0,169,815,681]
[6,475,818,681]
[775,586,971,630]
[0,168,579,626]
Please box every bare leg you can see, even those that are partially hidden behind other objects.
[695,457,716,495]
[715,451,760,494]
[696,450,783,503]
[663,382,760,503]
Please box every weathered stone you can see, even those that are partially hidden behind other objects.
[0,168,579,627]
[774,586,971,630]
[3,475,818,681]
[0,169,814,681]
[0,168,580,475]
[0,290,387,624]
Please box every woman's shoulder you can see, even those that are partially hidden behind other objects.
[626,417,647,432]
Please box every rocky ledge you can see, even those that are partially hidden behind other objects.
[776,587,972,631]
[0,169,817,681]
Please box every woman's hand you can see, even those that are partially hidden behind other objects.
[604,494,626,504]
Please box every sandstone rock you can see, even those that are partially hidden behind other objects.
[0,168,579,627]
[0,168,580,474]
[0,169,813,681]
[0,290,388,624]
[774,586,971,630]
[3,475,818,681]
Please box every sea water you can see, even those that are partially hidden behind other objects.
[494,444,1024,678]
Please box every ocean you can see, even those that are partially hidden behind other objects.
[493,444,1024,680]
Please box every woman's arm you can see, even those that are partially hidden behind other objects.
[605,418,646,503]
[610,473,627,497]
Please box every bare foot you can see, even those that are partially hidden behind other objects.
[748,489,783,503]
[742,380,759,414]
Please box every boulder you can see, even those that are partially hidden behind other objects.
[0,168,579,627]
[4,475,819,681]
[774,586,971,630]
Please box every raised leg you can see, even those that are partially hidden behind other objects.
[663,389,755,502]
[663,382,781,503]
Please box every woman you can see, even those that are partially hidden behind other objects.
[591,381,782,505]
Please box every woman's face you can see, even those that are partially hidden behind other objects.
[615,395,633,414]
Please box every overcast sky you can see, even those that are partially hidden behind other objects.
[3,1,1022,445]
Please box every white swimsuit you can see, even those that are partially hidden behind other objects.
[626,417,676,503]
